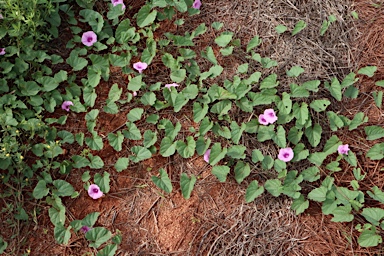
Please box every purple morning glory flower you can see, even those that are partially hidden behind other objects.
[0,48,5,55]
[133,62,148,73]
[81,31,97,47]
[263,109,278,124]
[61,101,73,112]
[192,0,202,9]
[111,0,126,9]
[165,83,180,90]
[88,184,103,199]
[258,114,269,126]
[80,226,92,233]
[203,149,211,163]
[278,147,294,162]
[338,144,349,155]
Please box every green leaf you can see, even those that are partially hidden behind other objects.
[275,24,287,34]
[33,180,49,199]
[114,157,129,172]
[143,130,157,148]
[0,237,8,253]
[146,114,159,124]
[49,206,65,226]
[123,122,142,140]
[141,92,156,106]
[86,227,112,248]
[292,20,307,35]
[193,102,209,123]
[308,186,328,202]
[272,125,287,148]
[304,123,322,147]
[54,223,71,245]
[286,66,304,77]
[358,66,377,77]
[368,186,384,204]
[291,195,309,215]
[108,83,122,102]
[137,5,157,27]
[82,171,91,182]
[309,99,330,112]
[237,63,249,74]
[349,112,368,131]
[196,137,211,156]
[53,180,75,197]
[211,166,230,182]
[108,131,124,151]
[230,122,246,144]
[209,143,227,166]
[261,155,274,170]
[245,181,264,203]
[372,91,383,108]
[227,145,246,159]
[151,168,172,193]
[160,137,176,157]
[130,146,152,163]
[361,208,384,226]
[234,161,250,184]
[94,172,110,193]
[215,31,233,47]
[325,78,342,101]
[201,46,217,65]
[171,69,186,83]
[115,19,134,43]
[67,50,88,71]
[251,149,264,163]
[327,111,345,131]
[128,75,143,91]
[293,102,309,126]
[358,228,382,247]
[180,173,196,199]
[246,35,262,52]
[83,86,97,107]
[176,136,196,158]
[301,166,320,182]
[264,179,282,197]
[367,143,384,160]
[127,108,144,122]
[331,205,354,222]
[85,134,103,150]
[287,127,303,145]
[260,74,279,89]
[97,244,117,256]
[212,21,224,30]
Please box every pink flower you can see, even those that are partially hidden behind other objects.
[133,62,148,73]
[278,147,294,162]
[88,184,103,199]
[61,101,73,112]
[81,31,97,47]
[111,0,126,9]
[192,0,202,9]
[80,226,92,233]
[264,109,278,124]
[203,149,211,163]
[258,109,278,125]
[132,91,137,96]
[258,114,269,125]
[0,48,5,55]
[165,83,180,90]
[338,144,349,155]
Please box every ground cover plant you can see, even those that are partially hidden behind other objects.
[1,0,384,255]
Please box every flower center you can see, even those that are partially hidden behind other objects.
[87,36,93,42]
[92,188,99,193]
[283,153,290,158]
